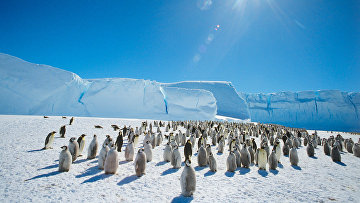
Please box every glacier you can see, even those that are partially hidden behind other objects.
[0,53,359,131]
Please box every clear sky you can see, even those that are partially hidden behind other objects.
[0,0,359,93]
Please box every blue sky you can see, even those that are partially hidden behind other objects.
[0,0,359,93]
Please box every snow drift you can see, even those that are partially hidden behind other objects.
[242,91,360,132]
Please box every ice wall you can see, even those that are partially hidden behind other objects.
[242,91,360,132]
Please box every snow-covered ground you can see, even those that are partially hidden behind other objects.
[0,115,359,202]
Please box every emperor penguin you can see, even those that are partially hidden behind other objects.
[274,140,281,163]
[282,144,290,156]
[115,131,123,152]
[180,159,196,197]
[240,144,251,168]
[208,152,217,172]
[190,135,196,149]
[104,146,119,174]
[234,146,241,168]
[197,146,207,167]
[68,137,79,163]
[184,140,193,161]
[206,144,212,163]
[151,133,156,149]
[98,143,110,169]
[306,142,315,157]
[164,142,173,162]
[257,148,267,170]
[77,134,86,156]
[293,138,300,149]
[156,133,163,146]
[59,125,66,138]
[69,117,74,125]
[218,137,225,153]
[135,149,147,177]
[103,135,113,147]
[323,140,331,156]
[87,135,98,159]
[125,141,135,161]
[251,138,257,153]
[248,146,255,164]
[43,131,56,149]
[212,134,217,146]
[171,145,181,169]
[59,146,72,172]
[181,132,186,146]
[304,137,308,146]
[226,151,237,172]
[353,143,360,157]
[289,147,299,166]
[331,145,341,162]
[268,150,277,170]
[144,140,153,162]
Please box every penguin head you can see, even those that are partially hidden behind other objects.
[52,131,56,134]
[93,134,97,138]
[70,137,76,142]
[106,135,110,139]
[81,134,86,138]
[61,146,67,150]
[185,159,191,167]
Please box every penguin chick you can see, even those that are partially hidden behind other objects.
[87,135,98,159]
[323,140,331,156]
[125,141,135,161]
[226,151,237,172]
[98,143,110,169]
[104,147,119,174]
[197,146,207,167]
[135,149,146,177]
[180,159,196,197]
[331,145,341,162]
[289,147,299,166]
[208,152,217,172]
[353,143,360,158]
[171,145,181,169]
[306,142,315,157]
[163,142,172,162]
[59,146,72,172]
[144,140,153,162]
[68,137,79,163]
[240,144,251,168]
[268,150,277,170]
[59,125,66,138]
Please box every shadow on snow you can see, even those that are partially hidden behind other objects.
[161,168,180,176]
[171,195,193,203]
[25,171,60,181]
[117,175,138,186]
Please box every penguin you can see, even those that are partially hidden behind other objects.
[156,133,163,146]
[282,144,290,156]
[226,151,237,172]
[59,125,66,138]
[257,148,267,170]
[184,140,193,160]
[104,146,119,174]
[234,147,241,168]
[304,137,308,146]
[331,145,341,162]
[69,117,74,125]
[180,159,196,197]
[103,135,113,147]
[248,146,255,164]
[289,147,299,166]
[208,152,217,172]
[197,146,207,167]
[98,143,110,169]
[353,143,360,157]
[87,135,98,159]
[43,116,49,118]
[218,138,225,153]
[171,145,181,169]
[190,135,196,149]
[144,140,153,162]
[163,142,172,162]
[206,144,212,164]
[43,131,56,149]
[68,137,79,163]
[240,144,251,168]
[346,141,353,154]
[59,146,72,172]
[115,131,123,152]
[77,134,86,156]
[251,138,257,153]
[274,140,281,163]
[306,142,315,157]
[293,138,300,149]
[268,150,277,170]
[324,140,331,156]
[94,125,103,129]
[125,141,135,161]
[151,133,156,149]
[135,149,147,177]
[111,124,120,131]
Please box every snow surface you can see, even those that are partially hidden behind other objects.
[242,91,360,132]
[1,115,359,202]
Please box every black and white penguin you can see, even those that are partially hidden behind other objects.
[163,142,172,162]
[180,159,196,197]
[208,152,217,172]
[197,146,207,167]
[251,138,257,153]
[306,142,315,157]
[135,149,146,177]
[69,117,74,125]
[353,143,360,157]
[59,125,66,138]
[111,124,120,131]
[104,146,119,174]
[323,140,331,156]
[144,140,153,162]
[87,135,98,159]
[289,147,299,166]
[184,140,192,160]
[240,144,251,168]
[68,137,79,163]
[257,148,267,170]
[103,135,113,147]
[98,143,110,169]
[331,145,341,162]
[125,141,135,161]
[115,131,123,152]
[43,131,56,150]
[268,150,277,170]
[171,145,181,169]
[226,151,237,172]
[274,140,281,163]
[77,134,86,156]
[59,146,72,172]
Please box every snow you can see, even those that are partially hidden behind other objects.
[1,115,359,202]
[242,91,360,132]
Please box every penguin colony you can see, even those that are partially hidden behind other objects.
[42,116,360,198]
